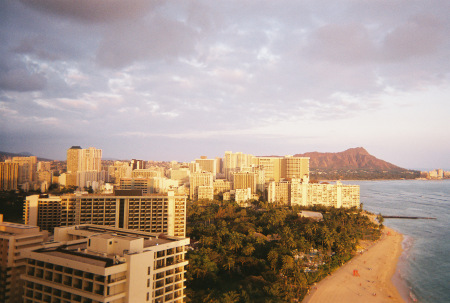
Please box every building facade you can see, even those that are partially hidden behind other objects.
[25,191,186,237]
[0,216,48,303]
[0,162,19,191]
[22,225,189,303]
[189,172,213,200]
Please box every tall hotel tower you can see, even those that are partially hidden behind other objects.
[66,146,103,188]
[24,190,186,237]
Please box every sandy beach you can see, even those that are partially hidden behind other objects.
[303,226,405,303]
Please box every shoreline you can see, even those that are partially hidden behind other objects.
[302,226,406,303]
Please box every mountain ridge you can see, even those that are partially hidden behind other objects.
[294,147,405,171]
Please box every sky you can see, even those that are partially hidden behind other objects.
[0,0,449,170]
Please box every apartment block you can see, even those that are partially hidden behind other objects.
[66,146,103,188]
[232,171,257,194]
[119,178,179,194]
[213,179,232,196]
[0,162,19,191]
[267,181,291,205]
[22,225,189,303]
[234,188,252,207]
[12,156,37,186]
[197,186,213,201]
[195,157,216,177]
[24,191,186,237]
[189,172,213,200]
[223,151,256,181]
[0,215,48,303]
[256,156,309,182]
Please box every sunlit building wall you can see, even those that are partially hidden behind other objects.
[22,225,189,303]
[189,172,213,200]
[0,162,19,191]
[25,191,186,237]
[0,216,48,303]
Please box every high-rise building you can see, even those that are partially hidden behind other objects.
[223,151,256,181]
[255,156,309,182]
[282,156,310,180]
[189,172,213,200]
[22,224,189,303]
[66,146,82,187]
[268,176,360,208]
[11,156,37,188]
[66,146,103,188]
[0,162,19,191]
[130,159,145,170]
[267,180,291,205]
[232,171,257,194]
[0,215,48,303]
[195,157,217,177]
[25,191,186,237]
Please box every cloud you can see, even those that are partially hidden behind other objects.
[1,0,449,166]
[96,16,199,68]
[0,68,47,92]
[19,0,159,23]
[382,14,444,60]
[305,23,377,64]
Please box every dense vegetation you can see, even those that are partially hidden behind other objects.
[185,201,381,302]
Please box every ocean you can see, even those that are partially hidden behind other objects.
[344,180,450,303]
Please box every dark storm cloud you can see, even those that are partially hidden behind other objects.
[19,0,160,23]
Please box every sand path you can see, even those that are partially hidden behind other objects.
[302,227,405,303]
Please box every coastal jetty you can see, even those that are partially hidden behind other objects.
[383,215,436,220]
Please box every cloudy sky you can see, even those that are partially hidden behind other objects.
[1,0,449,169]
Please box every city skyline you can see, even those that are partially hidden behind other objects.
[1,1,449,169]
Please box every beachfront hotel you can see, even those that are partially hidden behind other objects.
[0,215,48,303]
[24,190,186,237]
[268,175,360,208]
[22,224,189,303]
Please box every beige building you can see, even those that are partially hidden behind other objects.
[119,178,179,194]
[168,168,190,184]
[232,171,257,194]
[25,191,186,237]
[256,156,309,182]
[195,157,217,177]
[268,176,360,208]
[213,179,232,196]
[197,186,214,201]
[0,162,19,191]
[0,215,48,303]
[109,161,132,184]
[11,156,37,188]
[22,224,189,303]
[234,188,252,207]
[67,146,103,188]
[223,151,257,181]
[267,181,291,205]
[189,172,213,200]
[132,169,162,179]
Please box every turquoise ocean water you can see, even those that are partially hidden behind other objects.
[344,180,450,303]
